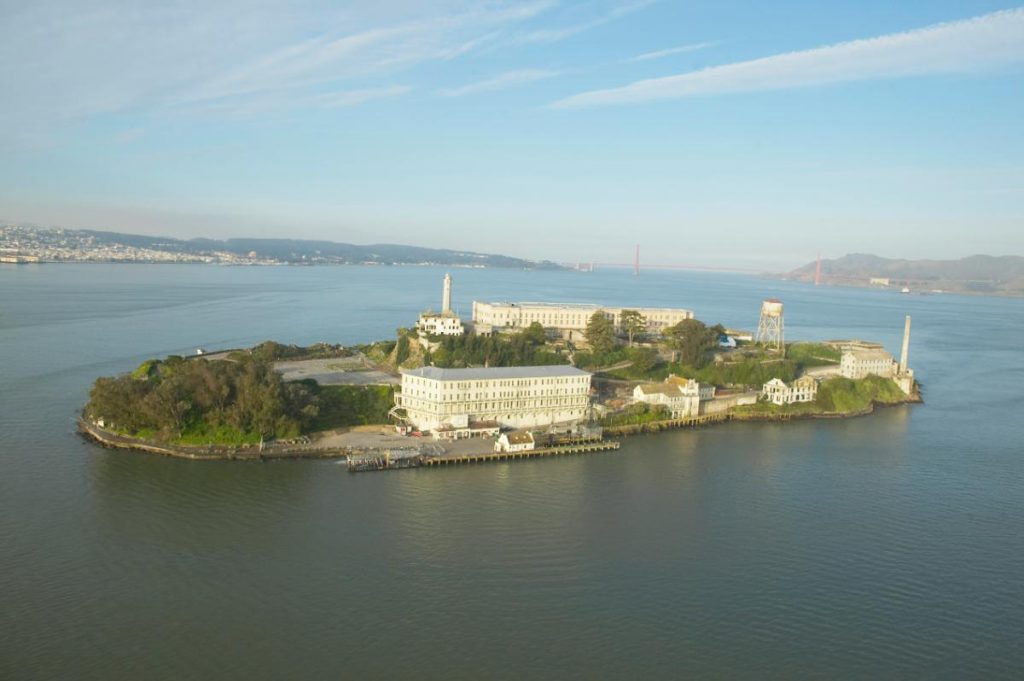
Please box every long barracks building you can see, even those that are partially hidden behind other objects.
[471,301,694,340]
[396,365,592,436]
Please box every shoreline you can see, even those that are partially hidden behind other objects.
[78,418,350,461]
[78,392,920,463]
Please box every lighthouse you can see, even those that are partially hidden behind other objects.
[895,315,915,396]
[442,272,452,315]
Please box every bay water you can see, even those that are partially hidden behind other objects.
[1,264,1022,680]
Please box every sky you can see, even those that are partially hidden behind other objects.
[1,0,1022,269]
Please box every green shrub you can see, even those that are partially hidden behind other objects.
[310,384,395,430]
[786,342,841,367]
[600,403,671,427]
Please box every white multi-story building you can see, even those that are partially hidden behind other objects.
[840,348,895,379]
[471,301,694,340]
[762,376,818,405]
[396,365,592,436]
[632,375,714,418]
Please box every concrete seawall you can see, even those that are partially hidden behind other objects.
[78,418,350,461]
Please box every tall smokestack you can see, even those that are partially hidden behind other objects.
[899,315,911,374]
[442,272,452,314]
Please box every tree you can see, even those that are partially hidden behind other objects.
[628,346,658,375]
[661,319,723,368]
[85,354,318,444]
[394,334,411,366]
[619,309,647,346]
[521,321,547,345]
[585,310,616,357]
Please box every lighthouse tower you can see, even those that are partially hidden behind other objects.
[442,272,452,315]
[895,315,915,395]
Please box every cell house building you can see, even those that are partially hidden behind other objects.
[395,365,592,437]
[470,301,694,340]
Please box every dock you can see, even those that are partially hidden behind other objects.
[347,440,620,472]
[422,440,620,467]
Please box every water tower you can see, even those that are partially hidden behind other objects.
[756,299,785,353]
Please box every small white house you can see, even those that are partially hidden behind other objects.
[762,376,818,405]
[495,430,535,452]
[633,375,712,419]
[417,312,464,337]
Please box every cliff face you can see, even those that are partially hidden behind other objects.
[785,254,1024,296]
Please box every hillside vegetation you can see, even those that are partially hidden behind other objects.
[735,376,908,416]
[86,354,394,445]
[68,227,561,268]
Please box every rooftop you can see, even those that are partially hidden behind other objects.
[637,384,681,396]
[504,430,534,444]
[844,347,894,361]
[419,310,460,319]
[402,365,591,381]
[476,300,692,312]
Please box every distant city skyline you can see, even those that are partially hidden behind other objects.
[2,1,1022,269]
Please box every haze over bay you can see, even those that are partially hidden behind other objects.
[3,2,1023,265]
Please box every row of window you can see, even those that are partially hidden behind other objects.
[403,388,586,399]
[403,379,588,391]
[423,409,587,424]
[403,398,589,412]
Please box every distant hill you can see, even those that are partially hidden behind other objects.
[86,230,561,268]
[784,253,1024,296]
[1,224,562,269]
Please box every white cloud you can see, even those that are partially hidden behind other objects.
[553,7,1024,108]
[180,2,556,106]
[0,0,557,138]
[625,42,715,62]
[512,0,655,44]
[439,69,562,96]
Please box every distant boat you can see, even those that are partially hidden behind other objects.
[901,287,911,294]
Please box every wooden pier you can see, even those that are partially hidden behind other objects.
[348,440,621,472]
[420,440,620,468]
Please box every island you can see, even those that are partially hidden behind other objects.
[80,275,920,469]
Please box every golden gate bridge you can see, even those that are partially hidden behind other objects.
[563,245,759,275]
[564,245,822,279]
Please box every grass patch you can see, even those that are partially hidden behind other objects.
[599,403,671,427]
[816,375,905,412]
[174,423,265,446]
[786,342,841,367]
